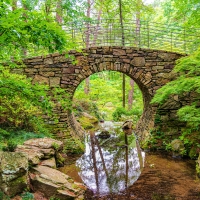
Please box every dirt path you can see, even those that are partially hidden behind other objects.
[85,153,200,200]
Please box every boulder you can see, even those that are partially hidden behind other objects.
[40,157,56,168]
[15,145,55,165]
[24,138,63,150]
[171,139,185,158]
[15,138,63,165]
[0,151,28,196]
[30,165,86,199]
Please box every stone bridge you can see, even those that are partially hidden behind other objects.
[18,46,189,142]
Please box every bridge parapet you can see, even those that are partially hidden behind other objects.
[64,19,200,54]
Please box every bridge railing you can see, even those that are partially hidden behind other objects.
[63,19,200,54]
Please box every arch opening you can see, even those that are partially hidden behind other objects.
[73,71,143,125]
[69,68,155,142]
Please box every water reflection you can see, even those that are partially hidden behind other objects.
[76,121,145,196]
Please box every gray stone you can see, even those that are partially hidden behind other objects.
[44,58,53,64]
[32,75,49,85]
[24,138,63,150]
[15,145,55,165]
[171,139,185,158]
[30,165,86,199]
[40,157,57,168]
[0,151,28,196]
[131,57,145,66]
[50,77,60,87]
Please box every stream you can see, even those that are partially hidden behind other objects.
[60,121,200,199]
[61,121,145,197]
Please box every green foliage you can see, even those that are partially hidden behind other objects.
[21,192,34,200]
[73,99,102,120]
[112,107,142,122]
[0,0,75,152]
[0,191,10,200]
[49,197,60,200]
[163,0,200,28]
[0,130,50,151]
[52,142,60,151]
[0,1,74,62]
[179,126,200,159]
[144,129,167,151]
[74,71,143,121]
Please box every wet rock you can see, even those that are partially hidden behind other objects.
[98,130,111,139]
[30,165,86,199]
[24,138,63,150]
[171,139,185,158]
[15,145,55,165]
[7,137,85,199]
[40,157,56,168]
[0,151,28,196]
[15,138,63,165]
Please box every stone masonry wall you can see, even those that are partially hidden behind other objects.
[14,46,188,142]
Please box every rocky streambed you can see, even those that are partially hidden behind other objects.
[1,121,200,200]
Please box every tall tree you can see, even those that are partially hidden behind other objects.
[56,0,62,24]
[118,0,126,108]
[84,0,92,95]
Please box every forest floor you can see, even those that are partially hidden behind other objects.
[84,152,200,200]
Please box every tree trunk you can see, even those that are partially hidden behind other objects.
[84,77,90,94]
[128,78,134,110]
[93,1,102,45]
[119,0,126,108]
[135,0,141,47]
[122,74,126,108]
[56,0,62,24]
[90,132,99,195]
[45,0,52,19]
[84,0,92,95]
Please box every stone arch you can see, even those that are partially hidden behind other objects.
[22,46,184,142]
[71,60,154,141]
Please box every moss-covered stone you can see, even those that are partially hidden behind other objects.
[0,151,28,197]
[78,114,98,130]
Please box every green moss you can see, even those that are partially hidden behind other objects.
[189,147,198,159]
[10,175,27,187]
[78,116,98,130]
